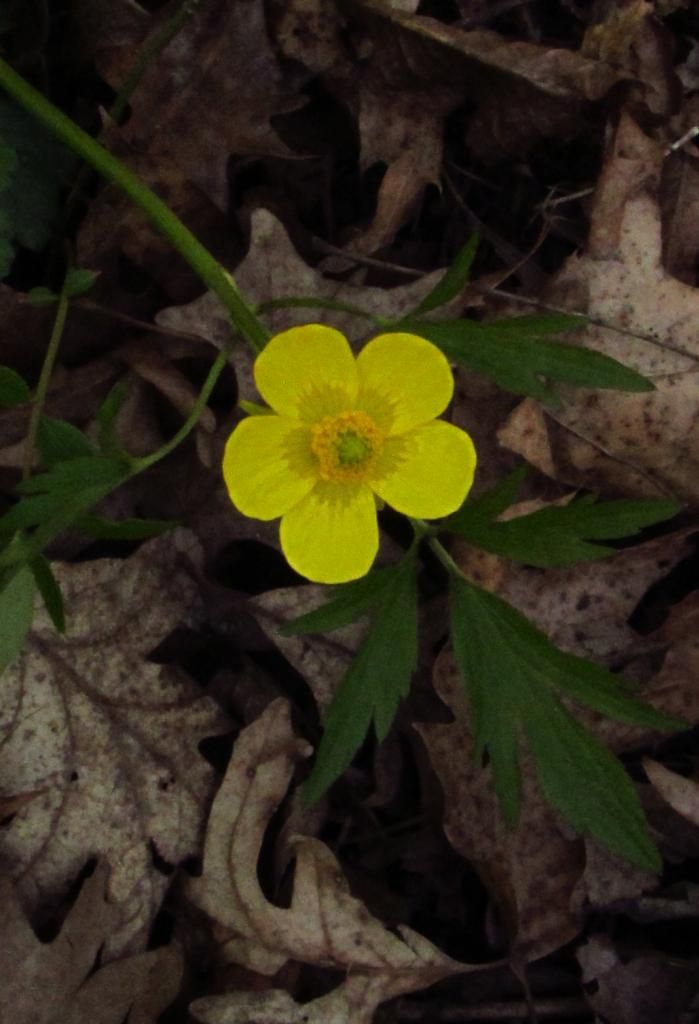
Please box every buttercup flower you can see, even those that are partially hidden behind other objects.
[223,324,477,583]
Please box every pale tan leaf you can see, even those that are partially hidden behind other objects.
[186,700,482,1022]
[156,208,457,405]
[0,530,230,956]
[644,759,699,827]
[501,112,699,501]
[0,862,182,1024]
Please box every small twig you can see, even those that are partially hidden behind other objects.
[310,236,423,278]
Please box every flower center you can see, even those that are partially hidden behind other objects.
[311,410,384,482]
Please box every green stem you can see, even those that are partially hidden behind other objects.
[131,346,231,471]
[22,279,70,480]
[0,58,268,354]
[427,534,466,580]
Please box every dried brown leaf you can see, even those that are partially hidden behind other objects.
[0,862,182,1024]
[501,113,699,501]
[156,207,458,405]
[0,530,230,956]
[578,934,699,1024]
[643,758,699,828]
[187,700,482,1023]
[92,0,299,208]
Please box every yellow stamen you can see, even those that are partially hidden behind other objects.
[311,410,384,482]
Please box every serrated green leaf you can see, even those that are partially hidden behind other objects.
[281,564,403,636]
[413,234,479,315]
[303,558,418,805]
[75,513,176,540]
[525,697,660,870]
[96,381,129,457]
[450,465,528,526]
[398,316,652,403]
[16,455,127,495]
[29,554,64,632]
[0,456,131,553]
[0,564,35,676]
[449,576,683,867]
[37,416,96,467]
[64,267,98,297]
[0,365,29,405]
[448,489,682,568]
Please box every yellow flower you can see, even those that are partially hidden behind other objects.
[223,324,477,583]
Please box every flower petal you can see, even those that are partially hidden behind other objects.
[223,415,316,520]
[356,332,454,435]
[255,324,359,420]
[371,420,476,518]
[280,482,378,583]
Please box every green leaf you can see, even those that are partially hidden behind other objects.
[29,554,65,632]
[0,456,131,553]
[0,98,74,278]
[452,465,528,524]
[15,455,127,495]
[0,564,35,676]
[75,513,176,540]
[64,267,98,298]
[303,558,418,805]
[0,365,30,405]
[398,315,652,403]
[281,564,403,636]
[448,486,682,567]
[413,234,479,315]
[37,416,95,467]
[449,576,683,869]
[27,285,58,307]
[96,381,129,457]
[525,697,661,871]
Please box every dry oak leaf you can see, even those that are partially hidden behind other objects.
[577,934,699,1024]
[187,699,483,1023]
[155,207,461,405]
[644,758,699,829]
[357,0,624,161]
[0,530,230,957]
[90,0,299,208]
[500,112,699,502]
[0,862,182,1024]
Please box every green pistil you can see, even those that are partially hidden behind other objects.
[335,431,371,466]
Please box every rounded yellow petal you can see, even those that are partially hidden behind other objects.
[255,324,359,420]
[223,415,316,520]
[280,482,378,583]
[371,420,476,518]
[356,332,454,435]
